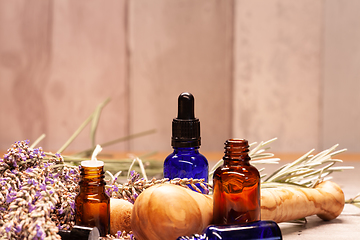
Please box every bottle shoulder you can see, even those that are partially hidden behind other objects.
[75,191,110,202]
[213,163,260,179]
[165,149,208,162]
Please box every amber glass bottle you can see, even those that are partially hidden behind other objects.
[213,139,260,224]
[75,165,110,237]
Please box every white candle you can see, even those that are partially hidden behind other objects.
[81,144,104,167]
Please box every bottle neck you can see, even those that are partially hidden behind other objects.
[223,139,250,165]
[79,166,106,191]
[173,147,200,153]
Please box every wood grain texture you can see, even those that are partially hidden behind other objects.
[0,1,52,149]
[47,0,129,151]
[261,181,345,222]
[322,0,360,152]
[233,0,323,152]
[0,0,129,152]
[128,0,234,152]
[1,1,360,154]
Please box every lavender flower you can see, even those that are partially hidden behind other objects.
[5,224,11,233]
[0,140,208,240]
[0,140,79,239]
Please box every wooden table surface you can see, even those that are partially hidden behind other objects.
[1,150,359,239]
[60,150,360,239]
[106,151,360,240]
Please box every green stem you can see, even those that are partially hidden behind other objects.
[90,98,111,148]
[30,134,46,149]
[57,114,93,154]
[56,98,111,154]
[102,129,156,148]
[73,129,157,157]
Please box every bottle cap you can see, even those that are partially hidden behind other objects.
[58,226,100,240]
[172,92,201,148]
[81,145,104,167]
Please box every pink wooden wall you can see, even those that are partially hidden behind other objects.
[1,0,359,154]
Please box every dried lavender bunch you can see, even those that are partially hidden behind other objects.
[106,170,210,204]
[0,140,80,239]
[103,230,135,240]
[48,155,80,231]
[1,140,44,172]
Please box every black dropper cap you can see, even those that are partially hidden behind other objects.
[58,226,100,240]
[172,92,201,148]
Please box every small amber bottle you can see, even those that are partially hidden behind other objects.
[75,164,110,237]
[213,139,260,224]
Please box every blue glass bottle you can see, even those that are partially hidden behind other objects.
[177,221,282,240]
[163,92,209,193]
[164,147,208,180]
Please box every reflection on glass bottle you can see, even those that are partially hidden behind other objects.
[164,92,208,193]
[177,220,282,240]
[75,165,110,237]
[213,139,260,224]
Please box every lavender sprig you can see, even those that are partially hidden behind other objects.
[106,170,210,204]
[0,140,80,239]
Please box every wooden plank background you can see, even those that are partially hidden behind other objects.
[0,0,359,155]
[233,0,323,152]
[322,0,360,154]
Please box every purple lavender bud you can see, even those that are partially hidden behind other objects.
[28,203,36,213]
[58,208,64,215]
[45,177,54,184]
[126,196,134,204]
[5,224,12,233]
[133,192,139,200]
[15,225,22,233]
[6,194,16,203]
[27,179,36,185]
[70,201,75,210]
[35,191,42,198]
[35,224,45,239]
[40,184,46,191]
[105,188,112,196]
